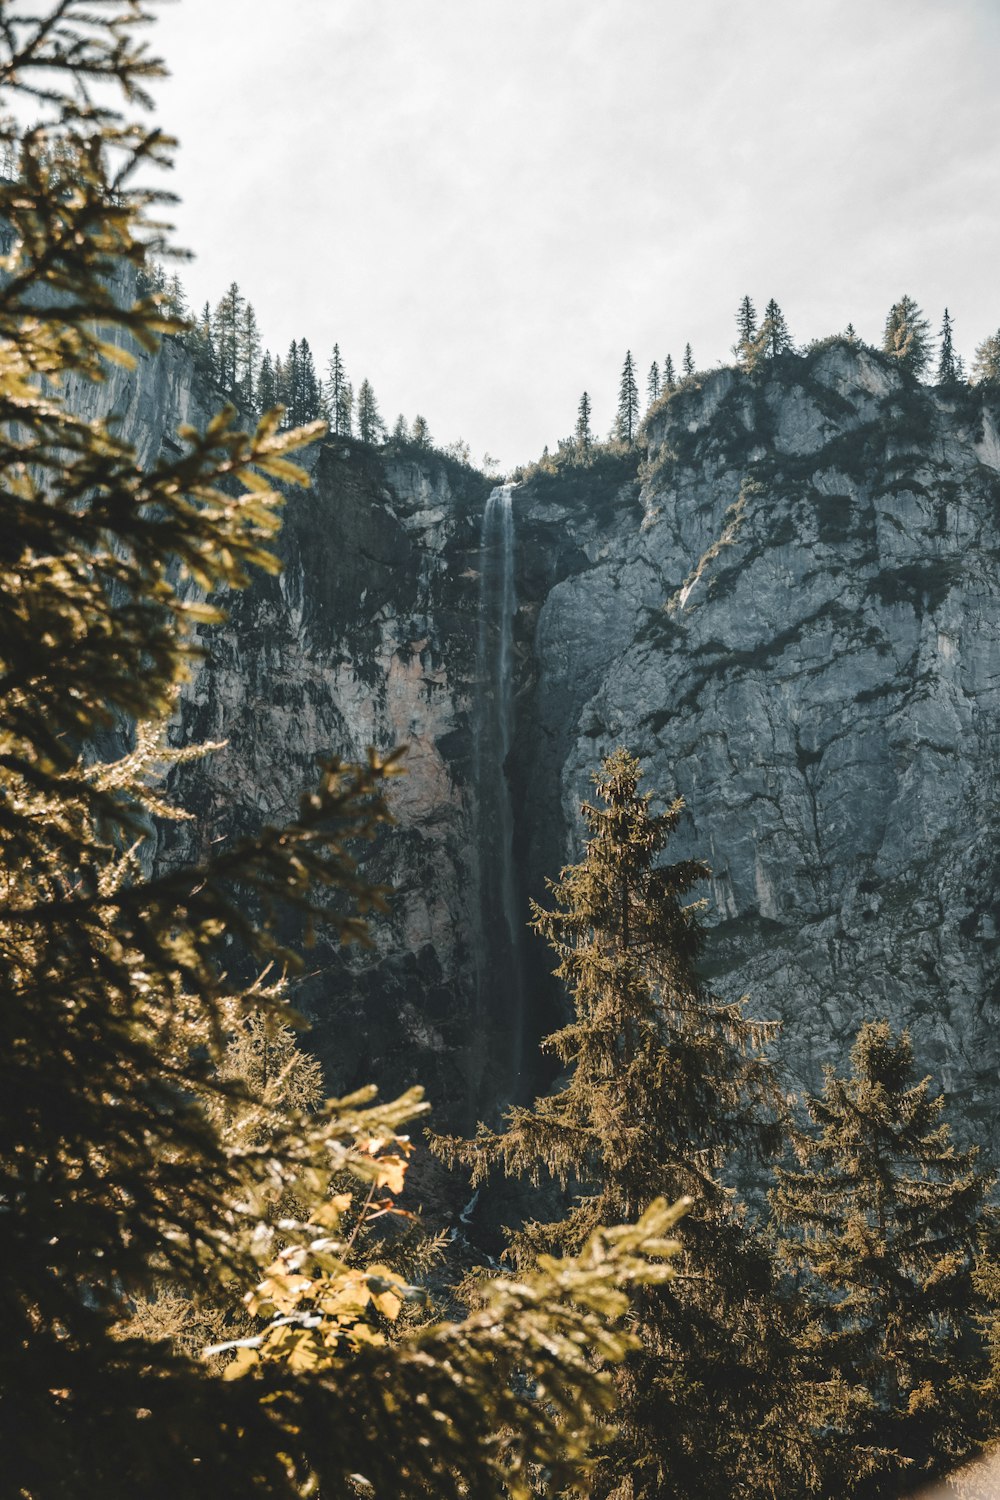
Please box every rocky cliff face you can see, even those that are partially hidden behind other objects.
[516,343,1000,1141]
[89,325,1000,1144]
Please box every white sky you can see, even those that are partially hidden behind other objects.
[150,0,1000,470]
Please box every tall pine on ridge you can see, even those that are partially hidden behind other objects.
[616,350,639,444]
[435,750,805,1500]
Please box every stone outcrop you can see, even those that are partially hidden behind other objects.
[84,322,1000,1144]
[518,344,1000,1142]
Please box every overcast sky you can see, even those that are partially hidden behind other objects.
[150,0,1000,470]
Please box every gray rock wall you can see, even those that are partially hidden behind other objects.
[75,318,1000,1144]
[525,344,1000,1141]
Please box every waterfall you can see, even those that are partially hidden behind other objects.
[475,482,523,1097]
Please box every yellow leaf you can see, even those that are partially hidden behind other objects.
[373,1289,402,1321]
[222,1346,259,1381]
[374,1155,407,1194]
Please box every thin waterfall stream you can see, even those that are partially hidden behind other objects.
[474,482,524,1099]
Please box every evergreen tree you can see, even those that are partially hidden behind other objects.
[357,377,386,444]
[647,360,660,405]
[339,378,354,438]
[273,351,288,413]
[256,348,277,412]
[575,390,592,455]
[213,280,245,393]
[735,293,758,356]
[237,299,262,407]
[296,336,322,425]
[281,339,299,426]
[0,9,689,1494]
[882,294,932,376]
[411,413,431,448]
[936,307,959,384]
[845,322,858,342]
[616,350,639,445]
[774,1022,993,1498]
[973,329,1000,384]
[164,272,188,321]
[391,413,409,443]
[325,343,350,436]
[682,342,695,377]
[760,297,792,357]
[191,299,216,383]
[662,353,677,391]
[436,751,802,1500]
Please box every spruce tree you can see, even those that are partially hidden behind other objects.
[616,350,639,444]
[845,322,858,342]
[237,299,262,407]
[191,299,217,383]
[165,271,188,320]
[773,1022,993,1498]
[325,343,349,436]
[735,293,758,358]
[213,280,245,393]
[411,413,431,448]
[882,294,932,376]
[436,751,803,1500]
[282,339,300,425]
[575,390,592,455]
[256,348,277,412]
[392,413,409,443]
[296,336,322,424]
[357,377,386,444]
[936,307,958,384]
[647,360,660,405]
[682,342,695,378]
[760,297,792,356]
[662,353,677,391]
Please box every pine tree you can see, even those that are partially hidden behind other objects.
[735,293,758,356]
[357,377,386,444]
[973,330,1000,384]
[662,353,677,391]
[682,342,695,378]
[882,295,932,376]
[282,338,300,426]
[191,298,216,383]
[0,9,690,1494]
[296,336,322,424]
[774,1022,993,1498]
[435,751,803,1500]
[411,413,431,448]
[845,322,858,342]
[575,390,592,455]
[760,297,792,357]
[339,378,354,437]
[325,343,350,435]
[213,280,245,393]
[936,308,959,384]
[616,350,639,445]
[647,360,660,405]
[391,413,409,443]
[237,299,262,407]
[273,351,288,412]
[256,348,277,412]
[164,272,188,320]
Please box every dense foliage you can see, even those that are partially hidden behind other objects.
[774,1023,994,1497]
[435,751,808,1499]
[0,7,686,1496]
